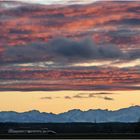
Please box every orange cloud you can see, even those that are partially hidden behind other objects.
[0,67,139,91]
[0,1,140,50]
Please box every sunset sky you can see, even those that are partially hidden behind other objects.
[5,0,98,5]
[0,0,140,113]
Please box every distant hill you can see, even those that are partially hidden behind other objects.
[0,106,140,123]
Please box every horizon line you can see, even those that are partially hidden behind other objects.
[0,105,139,115]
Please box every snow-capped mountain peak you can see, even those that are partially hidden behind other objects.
[0,106,140,123]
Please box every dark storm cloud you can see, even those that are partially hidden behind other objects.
[2,37,140,65]
[47,38,123,62]
[128,49,140,60]
[107,18,140,26]
[120,19,140,25]
[3,42,49,63]
[9,29,32,34]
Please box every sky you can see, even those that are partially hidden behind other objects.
[0,0,140,113]
[6,0,140,5]
[5,0,98,5]
[0,90,140,114]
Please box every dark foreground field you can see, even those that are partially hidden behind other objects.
[0,122,140,139]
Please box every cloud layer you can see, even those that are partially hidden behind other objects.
[1,1,140,50]
[40,92,114,101]
[14,0,97,5]
[0,1,140,92]
[2,37,140,65]
[0,66,139,91]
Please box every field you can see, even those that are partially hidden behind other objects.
[0,122,140,138]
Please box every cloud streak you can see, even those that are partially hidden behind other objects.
[2,37,140,65]
[14,0,97,5]
[40,92,114,101]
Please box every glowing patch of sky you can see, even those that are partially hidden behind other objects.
[72,59,140,68]
[12,0,98,5]
[112,59,140,68]
[6,0,138,5]
[12,59,140,69]
[0,90,140,113]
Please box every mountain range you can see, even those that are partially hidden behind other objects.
[0,106,140,123]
